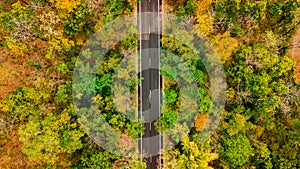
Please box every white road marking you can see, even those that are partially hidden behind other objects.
[139,0,162,165]
[138,1,143,162]
[158,0,162,167]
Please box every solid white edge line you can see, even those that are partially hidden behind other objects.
[158,0,162,168]
[139,1,143,162]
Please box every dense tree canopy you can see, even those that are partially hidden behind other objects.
[0,0,299,168]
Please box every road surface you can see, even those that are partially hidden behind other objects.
[138,0,163,168]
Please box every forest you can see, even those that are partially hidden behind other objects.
[0,0,300,168]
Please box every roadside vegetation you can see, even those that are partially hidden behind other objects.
[161,0,300,168]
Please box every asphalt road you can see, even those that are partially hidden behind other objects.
[138,0,163,168]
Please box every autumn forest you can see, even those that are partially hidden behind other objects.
[0,0,300,168]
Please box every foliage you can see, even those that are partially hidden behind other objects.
[194,113,208,131]
[1,0,300,168]
[156,108,178,131]
[194,0,214,35]
[168,0,197,16]
[162,137,218,169]
[38,11,63,39]
[0,126,43,168]
[0,1,36,41]
[95,74,112,96]
[1,84,84,167]
[220,134,254,168]
[72,148,117,169]
[50,0,82,14]
[55,84,71,104]
[62,2,87,36]
[210,31,239,64]
[102,0,133,23]
[3,37,28,55]
[112,157,147,169]
[163,88,178,104]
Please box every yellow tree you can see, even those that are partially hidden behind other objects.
[210,31,239,64]
[162,137,218,169]
[194,0,214,35]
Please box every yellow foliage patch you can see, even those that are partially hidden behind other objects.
[195,0,214,35]
[49,36,75,52]
[5,38,28,55]
[226,114,246,136]
[11,2,27,15]
[195,14,214,35]
[197,0,212,11]
[50,0,81,13]
[211,32,239,64]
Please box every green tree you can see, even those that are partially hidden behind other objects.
[164,89,178,104]
[1,79,84,167]
[72,149,117,169]
[220,134,254,168]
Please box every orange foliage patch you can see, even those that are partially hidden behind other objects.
[287,27,300,84]
[166,0,187,8]
[0,127,43,169]
[119,133,136,153]
[0,48,25,99]
[0,39,60,99]
[194,113,208,131]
